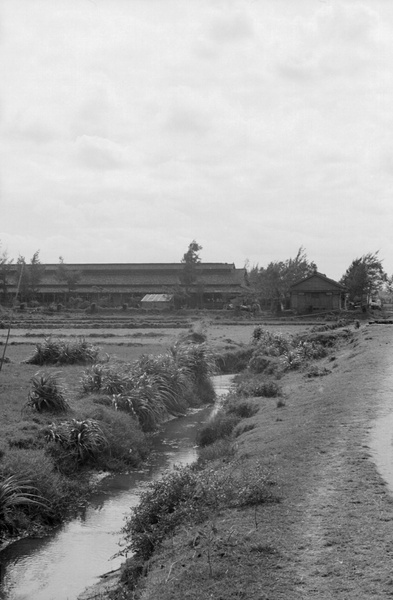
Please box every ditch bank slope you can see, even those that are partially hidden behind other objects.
[135,325,393,600]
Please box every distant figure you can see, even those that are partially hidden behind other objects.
[355,320,360,329]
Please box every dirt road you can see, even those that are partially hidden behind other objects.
[137,323,393,600]
[241,323,393,599]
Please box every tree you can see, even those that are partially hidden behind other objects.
[340,252,386,306]
[56,257,82,299]
[0,244,13,303]
[249,247,317,311]
[181,240,202,287]
[17,251,46,302]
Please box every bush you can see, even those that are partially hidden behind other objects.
[196,412,241,447]
[215,347,253,374]
[120,460,276,564]
[236,379,281,398]
[226,400,259,418]
[197,439,235,464]
[122,466,200,560]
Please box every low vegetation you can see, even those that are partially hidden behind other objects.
[118,458,277,592]
[81,342,216,432]
[25,337,100,365]
[24,371,70,413]
[111,320,353,598]
[0,332,217,542]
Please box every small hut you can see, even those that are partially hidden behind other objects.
[141,293,173,310]
[290,272,346,314]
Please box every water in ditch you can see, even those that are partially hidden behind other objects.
[0,374,234,600]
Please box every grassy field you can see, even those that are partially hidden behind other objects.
[2,308,361,591]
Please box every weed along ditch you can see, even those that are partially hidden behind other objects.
[0,374,234,600]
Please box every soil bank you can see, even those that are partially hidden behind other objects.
[134,324,393,600]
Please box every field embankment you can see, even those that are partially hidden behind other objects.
[108,322,393,600]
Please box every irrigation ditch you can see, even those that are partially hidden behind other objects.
[0,374,234,600]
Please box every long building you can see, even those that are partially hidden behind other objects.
[4,262,249,308]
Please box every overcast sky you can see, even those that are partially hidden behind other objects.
[1,0,393,281]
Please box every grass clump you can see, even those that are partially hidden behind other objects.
[0,474,49,537]
[26,337,100,365]
[81,341,216,431]
[24,371,70,413]
[0,449,84,538]
[44,419,109,465]
[226,399,259,419]
[196,412,241,447]
[236,378,281,398]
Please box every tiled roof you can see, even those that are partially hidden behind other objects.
[6,263,247,295]
[290,271,345,291]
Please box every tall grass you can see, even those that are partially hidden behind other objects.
[45,419,109,464]
[171,342,216,403]
[26,337,100,365]
[81,341,216,431]
[0,474,49,536]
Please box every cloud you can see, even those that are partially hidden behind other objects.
[73,136,127,170]
[207,9,254,44]
[275,3,380,81]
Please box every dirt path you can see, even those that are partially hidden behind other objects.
[136,324,393,600]
[240,324,393,599]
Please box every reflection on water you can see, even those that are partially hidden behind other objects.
[0,375,234,600]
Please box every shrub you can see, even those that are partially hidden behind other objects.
[121,466,200,560]
[248,354,281,374]
[226,400,259,418]
[197,439,235,464]
[120,461,276,564]
[215,347,253,374]
[25,371,70,413]
[236,379,281,398]
[196,412,241,447]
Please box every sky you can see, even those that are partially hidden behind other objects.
[1,0,393,281]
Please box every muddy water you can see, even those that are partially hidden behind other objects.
[0,375,234,600]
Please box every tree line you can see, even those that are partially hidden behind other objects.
[0,240,391,309]
[249,248,389,310]
[0,247,81,303]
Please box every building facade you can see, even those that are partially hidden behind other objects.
[3,262,248,308]
[290,272,346,314]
